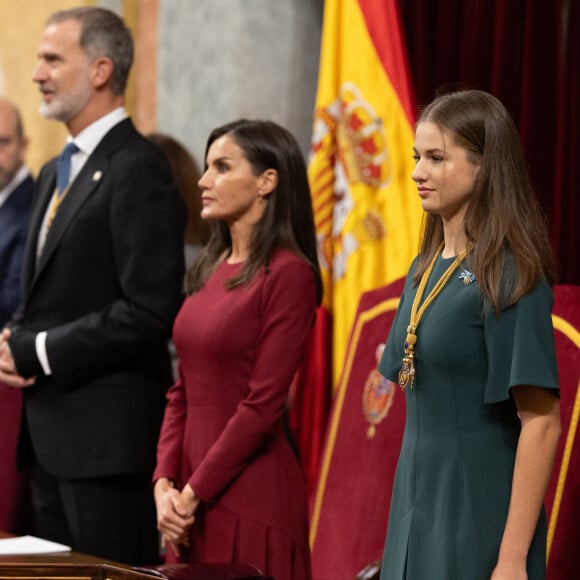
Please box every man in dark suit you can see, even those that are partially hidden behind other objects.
[0,97,33,535]
[0,7,184,565]
[0,98,33,329]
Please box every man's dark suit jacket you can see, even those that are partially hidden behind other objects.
[0,175,33,327]
[8,118,185,479]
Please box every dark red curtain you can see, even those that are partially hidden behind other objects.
[398,0,579,284]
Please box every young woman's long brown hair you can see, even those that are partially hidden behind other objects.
[186,119,323,305]
[413,90,556,311]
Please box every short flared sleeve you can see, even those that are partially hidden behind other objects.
[484,278,559,403]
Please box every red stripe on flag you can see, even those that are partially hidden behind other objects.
[357,0,416,125]
[288,307,333,499]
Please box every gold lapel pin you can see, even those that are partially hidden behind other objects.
[92,170,102,182]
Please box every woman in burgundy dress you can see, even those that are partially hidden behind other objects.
[153,119,322,580]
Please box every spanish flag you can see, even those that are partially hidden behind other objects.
[309,0,422,392]
[290,0,422,501]
[303,0,422,576]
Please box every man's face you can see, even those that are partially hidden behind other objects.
[0,105,26,191]
[32,19,93,124]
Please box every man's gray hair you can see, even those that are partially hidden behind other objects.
[48,6,133,95]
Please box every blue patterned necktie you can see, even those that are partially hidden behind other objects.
[56,141,79,196]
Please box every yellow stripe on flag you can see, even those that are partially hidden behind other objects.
[308,0,423,387]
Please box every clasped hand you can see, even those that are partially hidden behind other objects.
[0,329,35,388]
[154,479,199,556]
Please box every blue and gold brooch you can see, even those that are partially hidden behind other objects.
[458,269,476,285]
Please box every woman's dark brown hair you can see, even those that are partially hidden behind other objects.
[414,89,556,311]
[185,119,323,305]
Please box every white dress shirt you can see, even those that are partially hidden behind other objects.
[35,108,128,376]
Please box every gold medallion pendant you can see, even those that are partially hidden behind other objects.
[398,351,415,390]
[398,244,469,390]
[398,325,417,390]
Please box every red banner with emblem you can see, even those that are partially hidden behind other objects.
[289,0,421,506]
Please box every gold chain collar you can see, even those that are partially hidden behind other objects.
[398,243,469,390]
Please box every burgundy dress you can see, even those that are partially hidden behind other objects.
[154,249,315,580]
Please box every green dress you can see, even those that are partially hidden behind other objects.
[378,254,559,580]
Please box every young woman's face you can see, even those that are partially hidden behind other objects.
[411,121,480,224]
[198,134,267,226]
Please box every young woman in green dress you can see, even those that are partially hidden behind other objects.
[378,90,561,580]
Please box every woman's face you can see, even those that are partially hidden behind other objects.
[198,134,268,226]
[411,121,480,224]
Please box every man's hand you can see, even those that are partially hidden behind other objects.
[0,328,35,388]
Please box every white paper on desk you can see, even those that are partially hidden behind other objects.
[0,535,71,555]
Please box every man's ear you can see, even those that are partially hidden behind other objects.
[91,57,114,89]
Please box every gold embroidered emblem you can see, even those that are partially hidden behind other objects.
[362,344,395,438]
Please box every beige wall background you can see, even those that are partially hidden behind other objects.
[0,0,90,174]
[0,0,157,175]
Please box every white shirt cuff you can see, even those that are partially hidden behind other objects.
[35,332,52,375]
